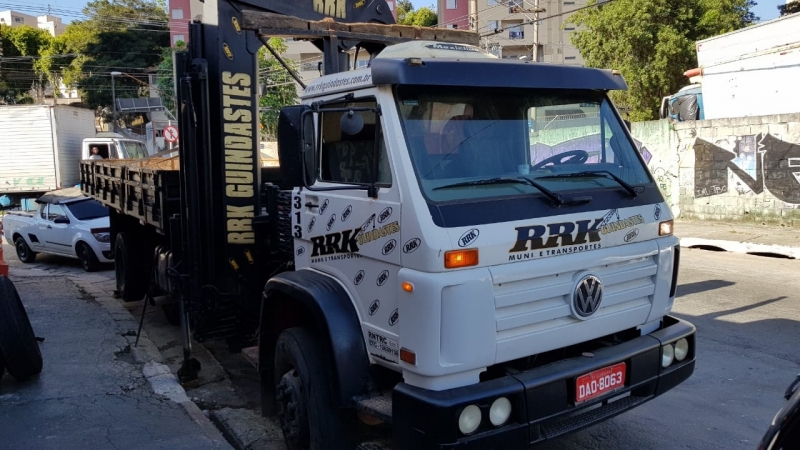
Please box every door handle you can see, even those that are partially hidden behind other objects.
[47,225,52,229]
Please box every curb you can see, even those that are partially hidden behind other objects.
[680,237,800,259]
[63,273,232,448]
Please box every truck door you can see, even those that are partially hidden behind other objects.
[39,204,73,255]
[293,95,404,366]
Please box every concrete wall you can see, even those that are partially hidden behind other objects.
[630,114,800,226]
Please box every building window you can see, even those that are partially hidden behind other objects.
[565,56,576,60]
[173,34,186,46]
[13,16,24,23]
[509,25,524,40]
[487,20,498,31]
[446,0,457,9]
[564,1,575,4]
[564,26,575,30]
[172,8,184,20]
[487,0,498,5]
[508,0,522,12]
[446,23,458,29]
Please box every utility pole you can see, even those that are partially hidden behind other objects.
[469,0,478,31]
[533,0,540,62]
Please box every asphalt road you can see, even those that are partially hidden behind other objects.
[9,242,797,449]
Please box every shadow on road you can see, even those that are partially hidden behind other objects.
[676,279,735,297]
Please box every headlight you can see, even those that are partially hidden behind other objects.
[489,397,512,427]
[458,404,482,435]
[92,232,111,243]
[674,338,689,361]
[662,343,675,368]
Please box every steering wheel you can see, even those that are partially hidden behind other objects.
[532,150,589,170]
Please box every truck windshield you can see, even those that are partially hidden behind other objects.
[66,199,109,220]
[120,141,148,159]
[395,86,652,205]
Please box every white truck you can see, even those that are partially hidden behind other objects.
[664,12,800,121]
[0,105,96,207]
[80,4,696,448]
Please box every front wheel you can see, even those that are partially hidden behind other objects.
[274,327,357,450]
[76,242,100,272]
[14,237,37,263]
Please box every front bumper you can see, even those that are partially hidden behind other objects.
[393,315,695,449]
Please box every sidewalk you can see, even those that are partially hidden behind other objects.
[0,247,232,450]
[675,219,800,258]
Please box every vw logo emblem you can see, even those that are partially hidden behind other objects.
[573,275,603,318]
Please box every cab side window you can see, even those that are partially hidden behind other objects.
[47,204,67,222]
[317,99,392,186]
[40,205,48,220]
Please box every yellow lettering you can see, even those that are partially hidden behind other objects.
[226,163,251,171]
[313,0,324,14]
[223,84,251,97]
[224,149,252,163]
[224,123,252,136]
[336,0,345,18]
[224,138,251,151]
[227,218,252,231]
[223,96,251,107]
[223,107,252,122]
[226,205,254,218]
[226,171,253,184]
[222,72,251,87]
[228,233,255,244]
[226,185,253,197]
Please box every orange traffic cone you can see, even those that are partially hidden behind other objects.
[0,235,8,277]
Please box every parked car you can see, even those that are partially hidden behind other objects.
[2,188,112,272]
[760,374,800,449]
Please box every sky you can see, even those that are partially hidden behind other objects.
[9,0,787,24]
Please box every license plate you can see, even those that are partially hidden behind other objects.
[575,362,626,403]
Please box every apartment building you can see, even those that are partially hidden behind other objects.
[0,10,65,36]
[436,0,586,65]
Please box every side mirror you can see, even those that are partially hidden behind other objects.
[277,105,313,189]
[54,217,70,224]
[301,112,317,186]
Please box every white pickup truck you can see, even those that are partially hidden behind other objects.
[2,188,112,272]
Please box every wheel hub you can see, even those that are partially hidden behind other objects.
[276,369,309,448]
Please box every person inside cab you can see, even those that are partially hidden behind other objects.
[89,146,104,160]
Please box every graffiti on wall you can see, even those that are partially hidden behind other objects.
[694,133,800,204]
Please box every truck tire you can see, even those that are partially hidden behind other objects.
[115,232,146,302]
[274,327,357,450]
[14,236,37,263]
[0,276,43,380]
[76,242,100,272]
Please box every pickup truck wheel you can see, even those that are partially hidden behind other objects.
[14,237,37,263]
[77,242,100,272]
[115,232,146,302]
[0,276,43,380]
[274,327,357,450]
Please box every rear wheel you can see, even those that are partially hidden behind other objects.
[14,237,37,263]
[76,242,100,272]
[274,327,357,450]
[0,276,43,380]
[115,232,147,302]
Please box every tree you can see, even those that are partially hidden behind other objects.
[396,0,414,24]
[568,0,758,121]
[778,1,800,16]
[0,25,53,103]
[258,38,298,140]
[154,41,185,117]
[38,0,169,110]
[404,7,438,27]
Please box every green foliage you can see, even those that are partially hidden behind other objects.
[778,2,800,16]
[154,41,185,116]
[396,0,414,24]
[404,7,438,27]
[258,38,298,140]
[0,25,54,103]
[569,0,757,121]
[37,0,169,110]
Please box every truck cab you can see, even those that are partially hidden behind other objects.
[82,134,149,160]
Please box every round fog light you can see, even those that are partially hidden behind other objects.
[489,397,512,426]
[674,338,689,361]
[661,343,675,368]
[458,404,482,435]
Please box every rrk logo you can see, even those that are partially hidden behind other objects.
[459,228,479,247]
[388,308,399,326]
[654,204,662,221]
[368,299,380,316]
[307,216,316,233]
[354,270,365,285]
[341,205,352,222]
[382,239,397,255]
[320,198,329,215]
[378,207,393,224]
[624,228,639,242]
[326,214,336,231]
[403,238,421,254]
[376,270,389,286]
[296,247,305,256]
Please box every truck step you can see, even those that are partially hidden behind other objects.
[354,391,393,424]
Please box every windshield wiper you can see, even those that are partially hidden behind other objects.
[433,177,565,206]
[535,170,640,198]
